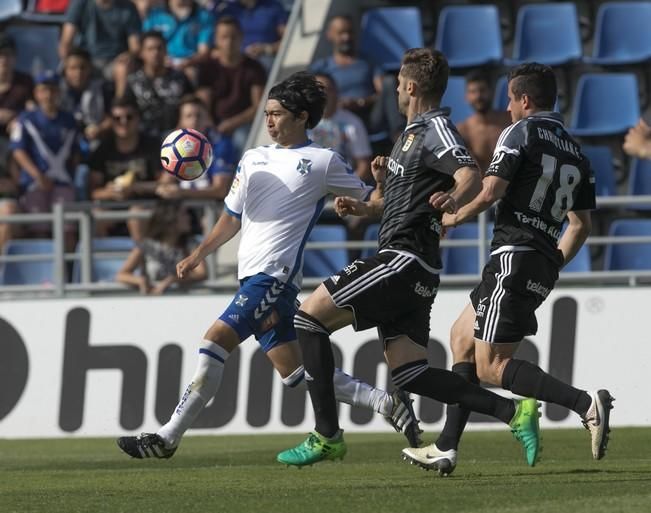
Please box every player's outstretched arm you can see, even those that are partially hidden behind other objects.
[441,174,507,228]
[557,210,591,268]
[177,211,241,279]
[334,196,383,219]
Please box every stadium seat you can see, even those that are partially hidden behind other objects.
[0,0,22,21]
[5,24,61,76]
[581,145,617,197]
[441,77,473,124]
[0,239,55,285]
[441,222,494,275]
[585,2,651,66]
[361,223,380,258]
[627,158,651,210]
[569,74,640,136]
[493,75,509,111]
[435,5,502,69]
[507,3,582,66]
[360,7,423,71]
[562,244,592,273]
[303,225,348,278]
[604,219,651,270]
[72,237,135,282]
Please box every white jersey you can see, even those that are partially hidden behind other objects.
[224,140,373,289]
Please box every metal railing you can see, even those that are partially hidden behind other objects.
[1,195,651,298]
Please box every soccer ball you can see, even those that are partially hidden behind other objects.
[160,128,213,181]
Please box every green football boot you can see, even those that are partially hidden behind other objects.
[510,398,541,466]
[277,431,347,467]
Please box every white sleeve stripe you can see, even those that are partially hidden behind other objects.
[495,120,522,149]
[493,145,521,156]
[435,144,469,158]
[432,117,456,148]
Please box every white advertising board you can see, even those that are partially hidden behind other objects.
[0,288,647,438]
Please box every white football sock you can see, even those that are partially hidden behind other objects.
[333,368,392,415]
[157,340,229,448]
[289,366,391,415]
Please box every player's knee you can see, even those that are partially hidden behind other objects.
[293,310,330,335]
[450,321,475,361]
[280,365,305,388]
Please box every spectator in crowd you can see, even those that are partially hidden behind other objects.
[124,31,194,139]
[310,15,382,122]
[133,0,165,20]
[59,0,142,78]
[623,116,651,159]
[456,70,511,172]
[0,34,33,143]
[197,16,266,156]
[310,73,371,182]
[9,71,79,250]
[214,0,288,69]
[89,97,162,240]
[59,48,113,151]
[116,200,207,294]
[143,0,214,69]
[0,34,33,247]
[156,95,236,202]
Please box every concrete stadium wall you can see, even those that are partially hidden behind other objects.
[0,288,647,438]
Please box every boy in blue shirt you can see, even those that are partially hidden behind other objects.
[10,71,79,247]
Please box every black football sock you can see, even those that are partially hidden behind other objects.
[435,362,479,451]
[502,359,592,415]
[294,310,340,438]
[393,361,515,425]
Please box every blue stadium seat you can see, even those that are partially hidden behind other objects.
[360,7,423,72]
[493,75,509,111]
[5,25,60,77]
[627,158,651,210]
[361,223,380,258]
[72,237,135,282]
[562,244,592,273]
[0,239,55,285]
[569,74,640,136]
[0,0,22,21]
[585,2,651,66]
[303,225,348,278]
[581,145,617,197]
[604,219,651,270]
[435,5,502,69]
[441,222,494,275]
[441,77,473,124]
[507,3,582,66]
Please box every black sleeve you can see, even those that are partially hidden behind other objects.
[485,121,527,182]
[422,117,477,174]
[572,160,597,211]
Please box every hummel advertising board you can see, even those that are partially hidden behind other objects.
[0,288,647,438]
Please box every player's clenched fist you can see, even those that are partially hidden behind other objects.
[371,155,388,184]
[335,196,369,218]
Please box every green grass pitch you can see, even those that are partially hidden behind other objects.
[1,428,650,513]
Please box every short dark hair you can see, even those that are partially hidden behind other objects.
[400,48,449,101]
[465,69,490,86]
[66,47,91,62]
[141,30,166,46]
[328,14,354,27]
[508,62,557,110]
[111,95,140,114]
[216,15,242,33]
[268,71,327,129]
[178,95,207,112]
[314,72,337,90]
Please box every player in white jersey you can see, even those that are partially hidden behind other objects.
[117,72,422,459]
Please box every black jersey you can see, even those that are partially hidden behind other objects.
[486,111,596,266]
[378,108,477,268]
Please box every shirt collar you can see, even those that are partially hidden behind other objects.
[404,107,451,131]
